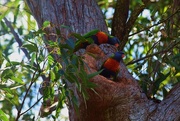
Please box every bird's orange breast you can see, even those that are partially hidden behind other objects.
[96,32,108,44]
[103,58,120,72]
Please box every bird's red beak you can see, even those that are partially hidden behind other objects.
[122,54,125,58]
[114,43,119,47]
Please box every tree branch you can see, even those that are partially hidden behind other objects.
[20,96,43,116]
[118,1,150,50]
[112,0,129,41]
[4,17,30,59]
[147,83,180,121]
[126,0,151,34]
[16,70,38,121]
[4,17,48,81]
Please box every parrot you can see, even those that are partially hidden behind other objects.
[100,51,125,81]
[91,31,120,48]
[74,31,120,52]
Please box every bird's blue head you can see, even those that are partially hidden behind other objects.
[108,36,120,47]
[113,51,125,62]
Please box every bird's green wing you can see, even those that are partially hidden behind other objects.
[83,29,99,38]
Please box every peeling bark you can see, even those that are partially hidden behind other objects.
[26,0,180,120]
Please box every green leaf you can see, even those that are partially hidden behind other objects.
[30,52,36,66]
[13,5,20,24]
[5,92,14,99]
[23,64,37,71]
[162,87,168,98]
[58,69,64,76]
[140,80,148,94]
[48,55,55,66]
[172,53,180,59]
[43,86,54,101]
[66,38,75,49]
[3,88,20,106]
[85,81,97,88]
[33,29,45,36]
[55,27,61,35]
[83,29,99,38]
[50,70,56,81]
[0,0,20,21]
[43,21,50,28]
[64,73,76,83]
[6,61,20,67]
[55,94,65,118]
[0,109,9,121]
[79,70,88,83]
[60,25,72,30]
[2,54,12,66]
[71,55,79,66]
[11,77,24,84]
[72,96,79,113]
[82,88,89,100]
[71,33,86,41]
[22,44,38,53]
[0,51,4,68]
[0,10,10,22]
[60,44,74,51]
[87,70,103,79]
[1,68,14,81]
[153,72,170,95]
[53,66,61,82]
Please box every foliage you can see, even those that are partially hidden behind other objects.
[1,19,99,121]
[98,0,180,100]
[124,0,180,100]
[0,0,180,120]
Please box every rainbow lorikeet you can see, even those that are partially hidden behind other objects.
[91,31,120,48]
[74,31,120,52]
[100,51,125,81]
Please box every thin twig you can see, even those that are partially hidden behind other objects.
[126,41,180,65]
[129,8,180,37]
[128,22,162,37]
[15,71,38,121]
[20,96,43,116]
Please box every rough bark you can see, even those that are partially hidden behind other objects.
[112,0,129,50]
[26,0,180,120]
[76,44,180,121]
[26,0,108,37]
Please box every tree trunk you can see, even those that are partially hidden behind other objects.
[26,0,180,120]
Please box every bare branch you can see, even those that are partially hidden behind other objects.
[112,0,129,41]
[118,2,150,50]
[4,17,30,59]
[20,97,43,116]
[16,70,39,121]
